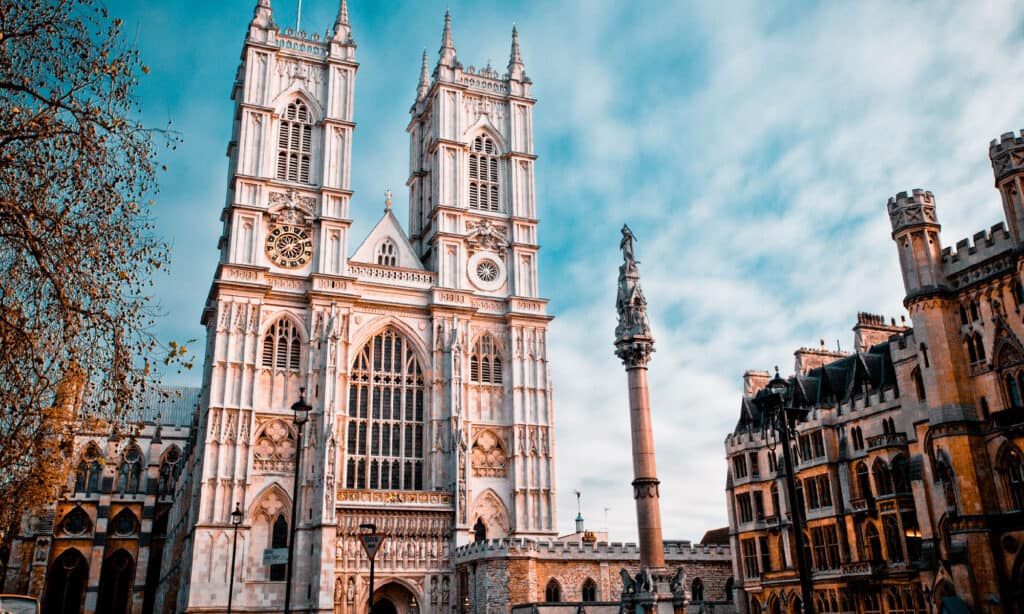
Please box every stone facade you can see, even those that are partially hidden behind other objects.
[454,539,733,613]
[1,386,199,614]
[154,3,556,614]
[725,134,1024,614]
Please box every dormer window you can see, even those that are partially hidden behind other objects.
[277,100,313,184]
[377,239,398,266]
[468,136,499,212]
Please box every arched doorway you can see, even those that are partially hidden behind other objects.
[96,549,136,614]
[42,548,88,614]
[372,581,419,614]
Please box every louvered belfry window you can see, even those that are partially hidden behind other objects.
[468,135,500,212]
[346,329,425,490]
[470,334,503,385]
[262,318,302,371]
[276,100,313,184]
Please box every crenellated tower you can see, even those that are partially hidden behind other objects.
[990,130,1024,245]
[887,189,946,299]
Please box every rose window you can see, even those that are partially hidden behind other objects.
[476,260,499,283]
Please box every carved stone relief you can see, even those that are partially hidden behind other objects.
[253,419,296,472]
[470,430,508,477]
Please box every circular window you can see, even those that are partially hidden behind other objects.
[467,252,506,292]
[62,508,91,536]
[111,510,138,536]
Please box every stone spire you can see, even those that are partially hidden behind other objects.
[438,9,458,68]
[332,0,351,42]
[612,224,665,571]
[507,25,525,81]
[416,49,430,100]
[251,0,273,28]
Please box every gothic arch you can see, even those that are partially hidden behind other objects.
[248,482,292,523]
[348,318,431,375]
[259,311,309,343]
[993,323,1024,368]
[470,429,508,477]
[270,86,324,124]
[462,119,507,153]
[471,489,510,539]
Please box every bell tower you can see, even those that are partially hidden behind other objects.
[407,14,540,300]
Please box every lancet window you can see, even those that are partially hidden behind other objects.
[270,515,288,581]
[276,100,313,184]
[345,329,425,490]
[117,445,144,495]
[376,239,398,266]
[470,334,503,385]
[468,135,500,212]
[261,318,302,371]
[1000,446,1024,511]
[74,444,102,494]
[158,447,182,497]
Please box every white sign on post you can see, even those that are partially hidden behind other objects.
[263,547,289,566]
[360,533,385,560]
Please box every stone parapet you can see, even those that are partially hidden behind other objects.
[940,222,1014,278]
[453,537,731,563]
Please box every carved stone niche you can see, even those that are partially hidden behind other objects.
[253,419,296,472]
[470,430,508,477]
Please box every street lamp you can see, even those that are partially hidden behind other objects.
[755,368,815,614]
[227,502,243,614]
[284,389,312,614]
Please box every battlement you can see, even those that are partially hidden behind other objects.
[887,189,938,232]
[276,28,329,57]
[452,537,730,563]
[940,222,1013,276]
[990,130,1024,181]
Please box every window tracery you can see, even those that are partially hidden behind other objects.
[158,446,182,497]
[544,579,561,603]
[117,445,143,495]
[470,334,503,385]
[253,420,297,472]
[468,135,500,212]
[345,328,425,490]
[582,578,598,602]
[276,100,313,184]
[873,459,894,496]
[74,444,102,495]
[261,318,302,371]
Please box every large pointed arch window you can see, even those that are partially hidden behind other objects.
[262,318,302,371]
[75,444,103,494]
[468,135,500,212]
[158,446,182,497]
[277,100,313,184]
[470,334,503,385]
[117,445,144,495]
[345,328,425,490]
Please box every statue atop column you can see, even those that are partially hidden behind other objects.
[615,224,653,366]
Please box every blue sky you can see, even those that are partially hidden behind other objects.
[110,0,1024,541]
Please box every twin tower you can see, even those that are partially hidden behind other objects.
[159,3,556,614]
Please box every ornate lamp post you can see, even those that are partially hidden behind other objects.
[284,389,312,614]
[755,369,815,614]
[227,502,242,614]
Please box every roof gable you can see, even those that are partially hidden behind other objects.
[350,210,425,270]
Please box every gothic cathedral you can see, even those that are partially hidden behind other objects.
[159,2,556,613]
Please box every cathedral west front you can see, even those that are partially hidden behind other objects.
[157,2,558,612]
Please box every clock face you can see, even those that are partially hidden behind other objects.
[265,224,313,268]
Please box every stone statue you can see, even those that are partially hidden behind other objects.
[669,567,686,595]
[619,568,636,595]
[473,517,487,542]
[635,568,654,593]
[620,224,637,270]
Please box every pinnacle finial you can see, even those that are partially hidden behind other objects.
[417,49,430,99]
[332,0,351,41]
[384,188,392,211]
[614,224,653,365]
[438,9,457,67]
[508,24,524,77]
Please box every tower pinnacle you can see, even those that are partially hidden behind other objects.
[614,224,654,367]
[507,25,525,80]
[251,0,273,28]
[438,9,458,68]
[332,0,351,42]
[417,49,430,100]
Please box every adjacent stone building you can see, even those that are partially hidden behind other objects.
[1,386,199,614]
[725,134,1024,614]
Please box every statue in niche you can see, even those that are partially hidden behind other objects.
[473,517,487,542]
[346,577,355,603]
[335,578,344,603]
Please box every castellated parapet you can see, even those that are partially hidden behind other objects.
[887,189,938,233]
[940,222,1014,277]
[452,537,731,563]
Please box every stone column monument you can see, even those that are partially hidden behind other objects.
[613,225,687,614]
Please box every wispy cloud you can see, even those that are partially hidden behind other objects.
[111,0,1024,542]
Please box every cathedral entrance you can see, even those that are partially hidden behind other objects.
[372,582,418,614]
[42,548,88,614]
